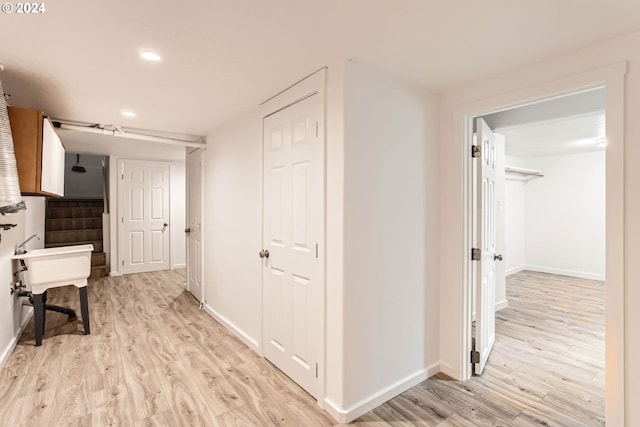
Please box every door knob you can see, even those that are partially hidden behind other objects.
[494,254,503,261]
[259,249,270,259]
[163,223,169,227]
[185,228,191,234]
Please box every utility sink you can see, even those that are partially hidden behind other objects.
[13,244,94,295]
[13,244,94,346]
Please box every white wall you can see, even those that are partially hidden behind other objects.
[504,155,527,274]
[23,197,45,249]
[202,110,263,348]
[64,153,104,199]
[524,152,605,279]
[341,61,440,418]
[0,197,45,366]
[503,152,605,280]
[439,31,640,424]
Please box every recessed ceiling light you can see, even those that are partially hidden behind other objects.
[595,138,607,147]
[121,111,136,118]
[140,50,161,62]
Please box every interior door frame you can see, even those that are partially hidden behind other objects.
[117,158,172,275]
[259,68,327,407]
[457,62,626,425]
[186,147,205,301]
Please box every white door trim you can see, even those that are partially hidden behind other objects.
[260,68,327,408]
[453,62,626,426]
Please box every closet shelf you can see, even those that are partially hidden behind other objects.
[505,166,543,183]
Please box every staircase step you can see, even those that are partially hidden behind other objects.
[45,199,106,279]
[46,217,103,232]
[90,265,106,279]
[48,199,104,208]
[92,252,106,267]
[46,240,103,253]
[46,229,103,244]
[46,207,104,219]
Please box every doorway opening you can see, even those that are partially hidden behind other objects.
[457,63,625,424]
[469,88,606,423]
[45,153,109,279]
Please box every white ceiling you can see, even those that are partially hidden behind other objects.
[1,0,640,150]
[497,112,606,158]
[482,88,606,158]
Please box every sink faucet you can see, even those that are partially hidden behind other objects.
[15,234,40,255]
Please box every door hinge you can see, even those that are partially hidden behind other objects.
[315,363,318,378]
[471,350,480,364]
[121,259,124,266]
[121,217,124,223]
[121,173,124,180]
[471,248,481,261]
[471,145,481,158]
[315,121,319,138]
[315,243,318,259]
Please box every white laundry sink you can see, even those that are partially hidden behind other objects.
[13,244,94,294]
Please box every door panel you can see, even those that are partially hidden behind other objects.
[120,160,170,274]
[475,118,497,375]
[186,149,203,301]
[263,93,322,398]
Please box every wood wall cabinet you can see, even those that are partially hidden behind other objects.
[8,106,65,197]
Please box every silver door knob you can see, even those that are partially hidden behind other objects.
[494,254,503,261]
[185,228,191,234]
[259,249,270,259]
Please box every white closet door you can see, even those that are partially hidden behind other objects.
[262,93,323,398]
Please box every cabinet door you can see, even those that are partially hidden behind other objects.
[41,119,65,196]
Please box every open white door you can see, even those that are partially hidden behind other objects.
[119,160,170,274]
[474,118,499,375]
[186,148,203,302]
[262,93,323,398]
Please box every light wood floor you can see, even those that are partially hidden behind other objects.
[361,271,605,426]
[0,270,604,426]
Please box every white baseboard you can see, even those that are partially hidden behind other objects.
[495,299,509,311]
[0,308,33,369]
[109,271,123,277]
[439,362,460,381]
[171,263,186,270]
[523,265,604,281]
[324,364,437,423]
[506,265,527,276]
[323,398,348,423]
[203,303,260,352]
[426,362,441,378]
